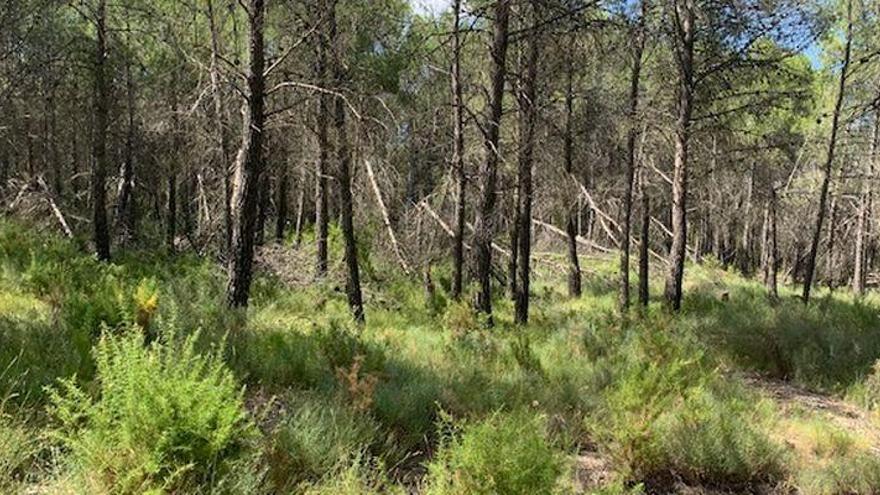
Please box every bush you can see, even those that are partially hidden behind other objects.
[266,393,380,489]
[589,328,785,488]
[425,411,565,495]
[48,329,258,494]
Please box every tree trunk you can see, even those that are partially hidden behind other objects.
[314,0,331,278]
[738,162,755,274]
[619,1,646,313]
[207,0,233,253]
[825,193,839,291]
[563,52,581,298]
[255,169,269,246]
[473,0,511,321]
[663,0,694,311]
[116,49,136,242]
[294,163,307,247]
[854,111,878,296]
[226,0,266,308]
[91,0,111,261]
[276,168,289,242]
[331,8,365,323]
[639,185,650,307]
[803,0,851,304]
[765,186,779,299]
[450,0,466,300]
[514,0,539,324]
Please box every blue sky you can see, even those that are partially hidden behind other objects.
[409,0,451,16]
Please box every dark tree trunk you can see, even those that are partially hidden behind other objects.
[276,168,289,242]
[619,1,646,313]
[314,0,331,278]
[451,0,466,301]
[803,0,851,304]
[91,0,111,261]
[116,51,136,242]
[514,0,540,324]
[664,0,694,311]
[331,8,365,323]
[563,52,581,298]
[226,0,266,308]
[473,0,511,321]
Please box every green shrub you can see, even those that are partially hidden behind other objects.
[266,393,380,489]
[48,329,257,494]
[425,411,564,495]
[590,328,785,487]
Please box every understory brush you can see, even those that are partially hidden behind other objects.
[47,329,259,494]
[587,315,787,488]
[425,410,566,495]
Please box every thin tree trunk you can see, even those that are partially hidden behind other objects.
[739,162,755,274]
[314,0,331,278]
[766,186,779,299]
[294,163,307,247]
[563,51,581,298]
[664,0,694,311]
[116,48,136,242]
[803,0,852,304]
[255,169,269,246]
[619,1,646,313]
[825,194,838,291]
[514,0,539,324]
[473,0,511,321]
[226,0,266,308]
[639,184,650,306]
[91,0,111,261]
[854,111,878,296]
[365,159,410,273]
[275,167,289,242]
[331,8,365,323]
[207,0,233,253]
[451,0,466,300]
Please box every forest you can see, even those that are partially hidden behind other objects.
[4,0,880,493]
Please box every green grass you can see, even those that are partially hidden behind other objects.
[2,220,880,492]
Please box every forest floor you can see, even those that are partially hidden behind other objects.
[4,221,880,494]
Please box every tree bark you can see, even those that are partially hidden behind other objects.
[514,0,539,324]
[473,0,511,321]
[314,0,331,278]
[116,48,136,242]
[639,185,650,307]
[664,0,694,311]
[331,8,365,324]
[450,0,466,300]
[226,0,266,308]
[276,167,289,243]
[563,51,581,298]
[803,0,851,304]
[854,111,878,296]
[91,0,111,261]
[765,186,779,299]
[619,1,646,313]
[207,0,233,253]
